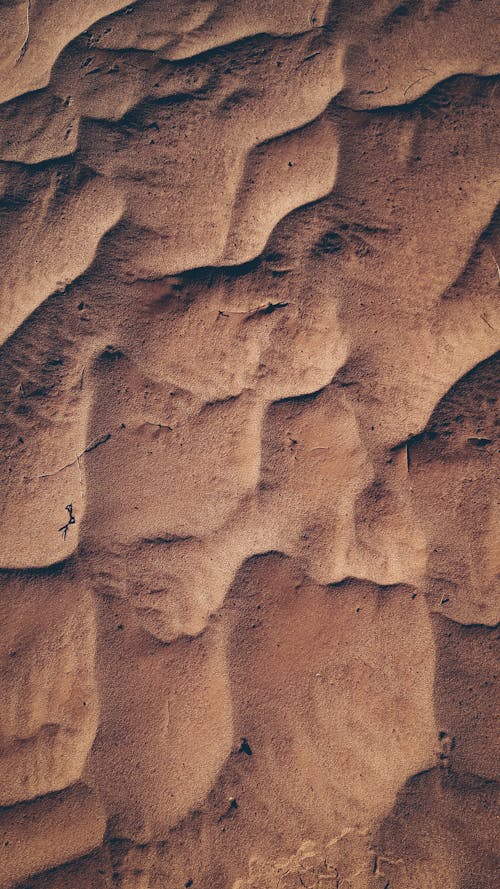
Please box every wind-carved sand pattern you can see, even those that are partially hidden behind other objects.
[0,1,498,888]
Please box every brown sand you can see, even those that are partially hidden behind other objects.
[0,1,499,887]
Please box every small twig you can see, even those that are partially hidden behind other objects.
[58,503,75,539]
[16,0,31,63]
[142,421,173,430]
[299,51,321,67]
[38,431,113,479]
[76,455,84,500]
[403,67,436,98]
[480,313,495,331]
[486,246,500,280]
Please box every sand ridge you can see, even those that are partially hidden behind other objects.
[0,1,499,887]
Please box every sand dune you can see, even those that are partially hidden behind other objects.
[0,1,498,887]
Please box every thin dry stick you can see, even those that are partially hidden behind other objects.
[16,0,31,63]
[58,503,75,539]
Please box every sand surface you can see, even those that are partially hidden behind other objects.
[0,1,499,887]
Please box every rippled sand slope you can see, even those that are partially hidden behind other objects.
[0,1,498,887]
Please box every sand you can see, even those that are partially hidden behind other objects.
[0,1,498,887]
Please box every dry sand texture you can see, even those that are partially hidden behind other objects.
[0,1,499,887]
